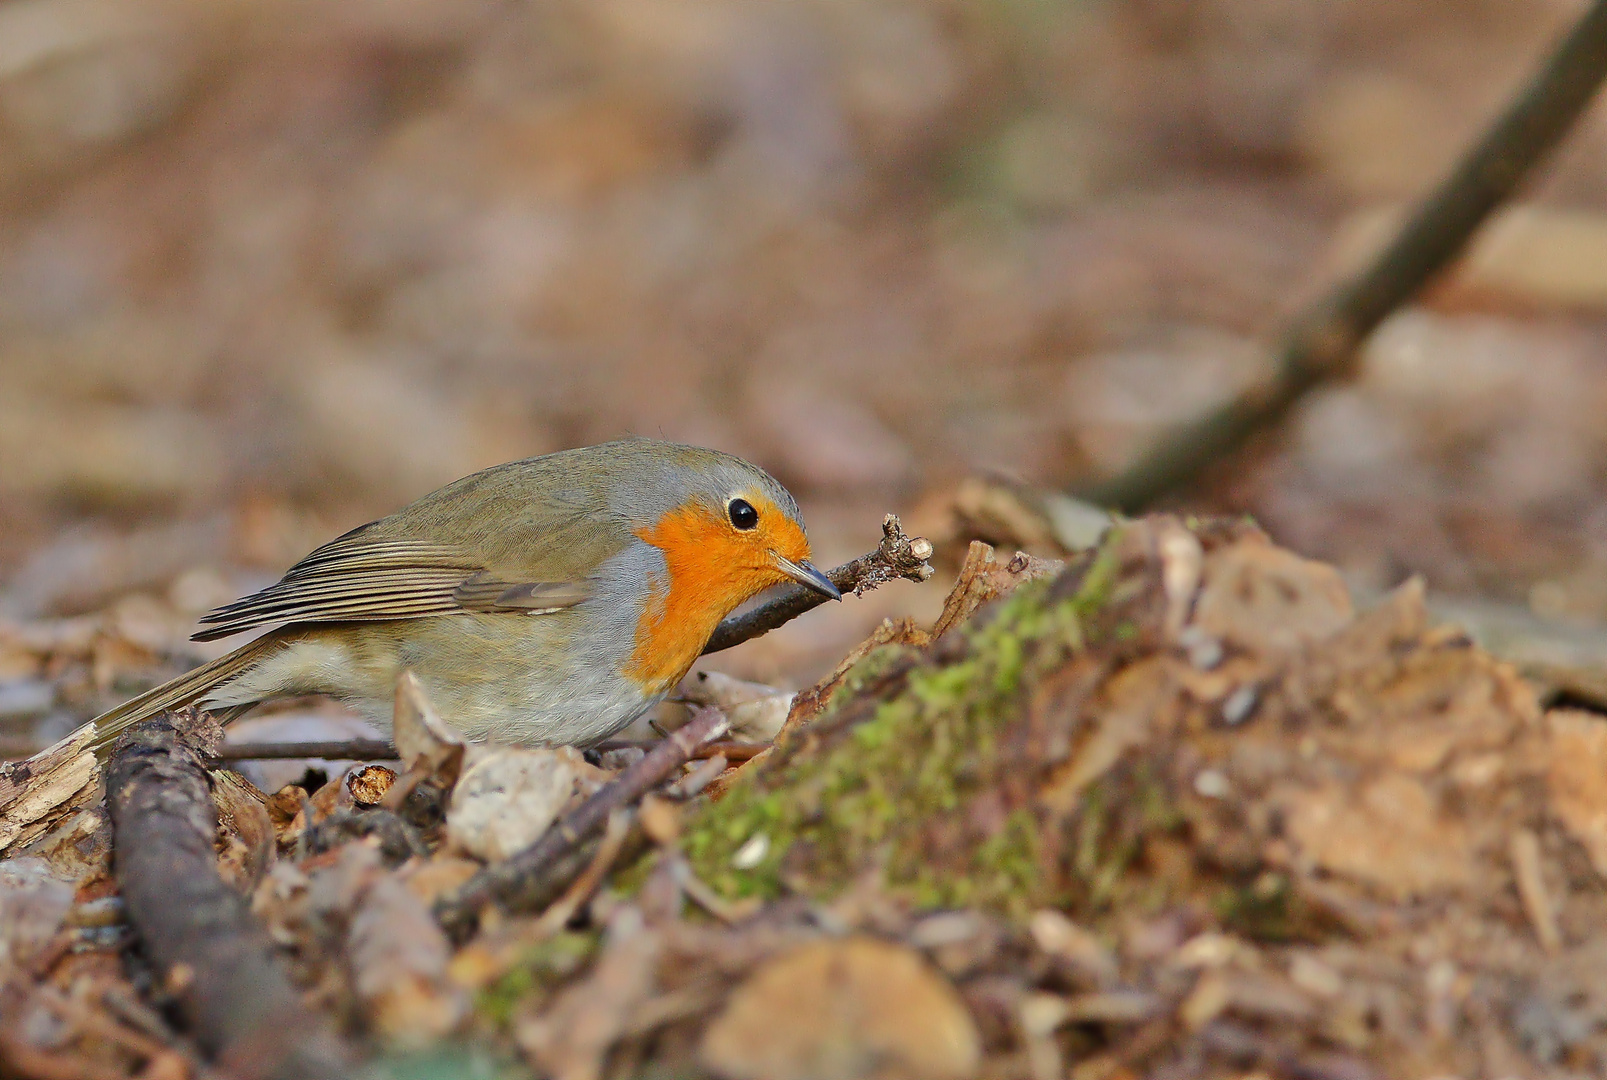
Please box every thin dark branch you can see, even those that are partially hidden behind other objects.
[106,708,353,1079]
[435,706,728,938]
[211,738,397,762]
[1077,0,1607,513]
[702,515,934,655]
[210,736,765,764]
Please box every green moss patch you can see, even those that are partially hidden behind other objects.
[680,536,1139,917]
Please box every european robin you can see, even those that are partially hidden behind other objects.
[87,440,839,750]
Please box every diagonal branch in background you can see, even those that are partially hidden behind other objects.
[1077,0,1607,513]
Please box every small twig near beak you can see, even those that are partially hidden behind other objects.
[703,515,934,656]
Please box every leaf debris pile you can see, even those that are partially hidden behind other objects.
[5,517,1607,1079]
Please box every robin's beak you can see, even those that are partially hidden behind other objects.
[772,553,842,600]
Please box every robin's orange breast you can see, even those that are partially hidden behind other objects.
[623,497,811,691]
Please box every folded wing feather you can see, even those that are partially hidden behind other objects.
[192,535,590,641]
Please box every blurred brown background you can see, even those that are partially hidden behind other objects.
[3,0,1607,698]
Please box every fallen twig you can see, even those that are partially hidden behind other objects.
[211,738,397,761]
[1078,0,1607,512]
[532,808,635,935]
[435,706,729,938]
[106,708,353,1079]
[212,736,765,765]
[702,515,934,655]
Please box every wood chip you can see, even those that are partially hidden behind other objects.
[1510,827,1562,953]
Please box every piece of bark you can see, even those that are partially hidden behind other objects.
[679,670,794,743]
[106,708,352,1079]
[700,937,982,1080]
[0,726,99,855]
[211,769,275,893]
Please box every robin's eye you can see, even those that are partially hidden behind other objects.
[728,498,759,530]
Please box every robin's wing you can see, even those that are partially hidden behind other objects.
[191,527,594,642]
[450,573,594,613]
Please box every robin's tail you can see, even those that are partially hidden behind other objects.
[86,635,278,756]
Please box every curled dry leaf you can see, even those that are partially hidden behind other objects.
[447,748,583,862]
[348,873,468,1048]
[1281,773,1475,900]
[1156,518,1204,641]
[517,906,660,1080]
[389,670,468,802]
[1029,909,1119,986]
[286,767,355,839]
[1193,538,1355,655]
[398,856,481,907]
[264,783,308,848]
[1544,708,1607,879]
[638,794,682,845]
[252,838,466,1050]
[701,937,982,1080]
[274,762,406,852]
[682,670,793,743]
[0,856,74,972]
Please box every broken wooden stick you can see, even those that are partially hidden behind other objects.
[702,514,934,655]
[435,706,729,938]
[106,708,353,1079]
[210,738,397,762]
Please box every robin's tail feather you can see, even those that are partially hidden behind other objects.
[86,635,278,755]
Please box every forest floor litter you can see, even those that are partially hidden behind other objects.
[3,514,1606,1079]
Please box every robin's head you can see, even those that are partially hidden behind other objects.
[614,442,839,608]
[593,440,836,691]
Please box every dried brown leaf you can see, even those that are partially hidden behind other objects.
[701,937,981,1080]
